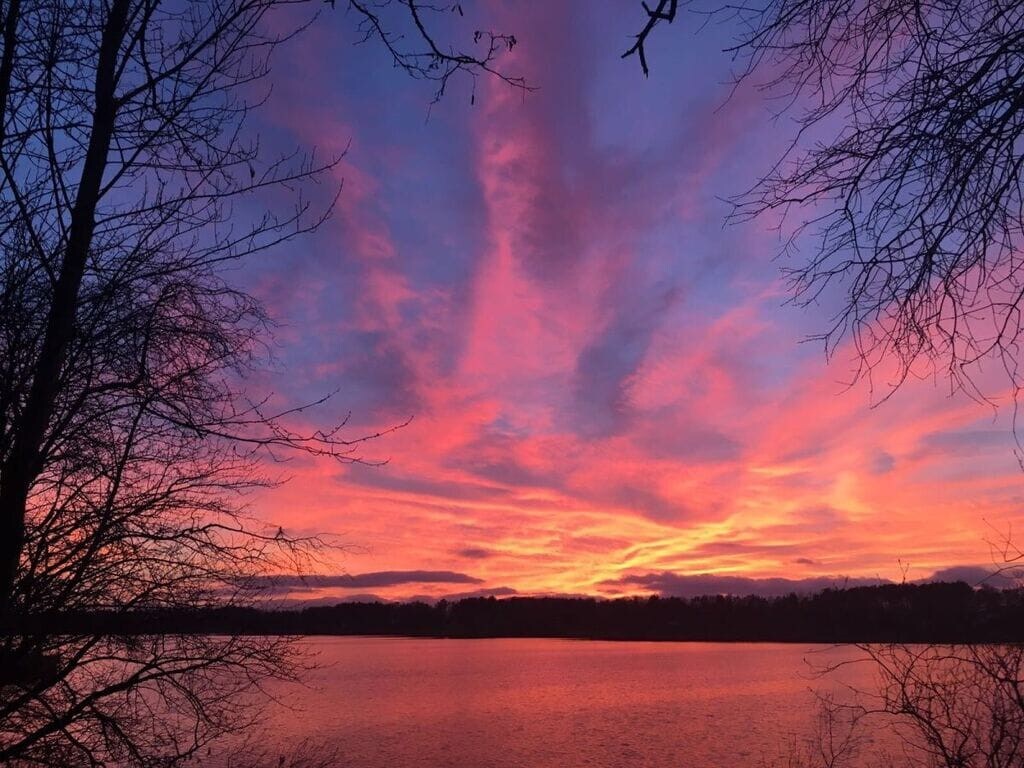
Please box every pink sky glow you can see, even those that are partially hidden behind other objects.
[238,2,1024,603]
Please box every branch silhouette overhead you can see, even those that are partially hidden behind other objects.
[0,1,520,764]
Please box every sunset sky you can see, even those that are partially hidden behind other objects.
[241,2,1024,603]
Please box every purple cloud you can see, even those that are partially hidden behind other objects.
[261,571,484,591]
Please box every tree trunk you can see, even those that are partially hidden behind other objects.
[0,0,131,617]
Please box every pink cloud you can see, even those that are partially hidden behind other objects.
[234,3,1024,601]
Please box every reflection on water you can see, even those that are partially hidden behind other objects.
[220,637,884,768]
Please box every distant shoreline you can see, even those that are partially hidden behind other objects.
[9,581,1024,644]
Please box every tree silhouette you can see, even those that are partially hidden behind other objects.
[0,0,519,764]
[625,9,1024,762]
[626,0,1024,399]
[791,644,1024,768]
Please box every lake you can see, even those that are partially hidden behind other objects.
[227,637,891,768]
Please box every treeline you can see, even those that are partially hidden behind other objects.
[13,582,1024,643]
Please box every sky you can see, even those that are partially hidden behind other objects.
[239,1,1024,603]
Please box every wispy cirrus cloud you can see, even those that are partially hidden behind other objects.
[234,2,1024,601]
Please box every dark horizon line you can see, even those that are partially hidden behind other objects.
[12,581,1024,644]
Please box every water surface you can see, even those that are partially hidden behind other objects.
[237,637,884,767]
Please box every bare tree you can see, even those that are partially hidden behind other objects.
[765,693,870,768]
[625,9,1024,763]
[347,0,527,104]
[625,0,1024,400]
[792,644,1024,768]
[0,0,520,765]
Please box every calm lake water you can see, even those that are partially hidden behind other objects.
[232,637,889,768]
